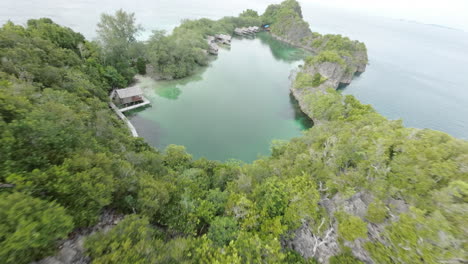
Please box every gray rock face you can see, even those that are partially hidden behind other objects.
[285,192,379,263]
[289,61,349,123]
[285,221,340,263]
[282,24,312,44]
[285,191,411,263]
[272,29,367,123]
[32,210,123,264]
[288,57,366,123]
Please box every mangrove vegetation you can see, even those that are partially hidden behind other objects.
[0,1,466,263]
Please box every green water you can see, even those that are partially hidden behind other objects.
[128,33,312,162]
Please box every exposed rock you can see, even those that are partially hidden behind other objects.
[285,192,404,264]
[288,58,365,123]
[270,25,367,123]
[386,197,410,220]
[285,221,340,263]
[31,210,124,264]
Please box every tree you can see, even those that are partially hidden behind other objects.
[96,9,142,82]
[240,9,259,18]
[0,192,73,264]
[336,211,368,241]
[366,199,388,224]
[163,144,193,170]
[85,215,161,264]
[208,216,239,246]
[8,152,115,226]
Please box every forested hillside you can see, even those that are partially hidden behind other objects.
[0,1,466,264]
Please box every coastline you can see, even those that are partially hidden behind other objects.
[268,32,368,123]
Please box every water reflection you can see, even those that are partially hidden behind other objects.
[130,32,313,161]
[289,93,314,129]
[257,32,309,62]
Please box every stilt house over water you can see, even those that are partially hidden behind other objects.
[114,86,144,107]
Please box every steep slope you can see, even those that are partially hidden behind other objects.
[0,3,466,264]
[263,0,368,123]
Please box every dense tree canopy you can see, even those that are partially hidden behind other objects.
[0,1,466,263]
[96,9,143,84]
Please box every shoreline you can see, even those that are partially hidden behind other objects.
[270,31,368,123]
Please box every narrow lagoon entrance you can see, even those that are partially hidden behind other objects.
[128,33,312,162]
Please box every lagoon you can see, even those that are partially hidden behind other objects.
[3,0,468,157]
[128,33,311,161]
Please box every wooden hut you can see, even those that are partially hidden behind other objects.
[208,42,219,55]
[215,34,232,45]
[206,36,219,55]
[114,87,144,106]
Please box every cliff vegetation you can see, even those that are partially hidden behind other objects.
[0,1,466,264]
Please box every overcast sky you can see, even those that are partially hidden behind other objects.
[305,0,468,31]
[0,0,467,35]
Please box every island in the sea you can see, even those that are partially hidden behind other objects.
[0,1,466,264]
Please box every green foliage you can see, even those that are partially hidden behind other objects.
[309,33,368,67]
[295,72,325,88]
[295,72,314,89]
[85,215,161,264]
[0,192,73,264]
[136,57,146,74]
[336,211,368,241]
[146,29,208,79]
[304,88,345,121]
[208,216,239,246]
[262,0,303,25]
[9,152,115,226]
[306,50,346,67]
[96,9,142,83]
[312,34,366,53]
[366,199,388,223]
[239,9,259,18]
[285,251,318,263]
[312,72,327,86]
[329,247,363,264]
[103,65,128,88]
[26,18,85,52]
[262,0,310,43]
[146,15,261,79]
[365,208,456,263]
[163,144,193,170]
[1,3,467,264]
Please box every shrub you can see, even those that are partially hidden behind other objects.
[0,193,73,264]
[294,72,314,89]
[366,199,388,223]
[336,211,368,241]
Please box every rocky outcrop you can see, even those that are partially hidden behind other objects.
[285,220,340,263]
[288,59,362,124]
[285,191,410,264]
[270,29,368,123]
[32,210,123,264]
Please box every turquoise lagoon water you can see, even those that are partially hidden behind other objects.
[3,0,468,161]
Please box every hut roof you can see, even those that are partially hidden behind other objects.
[116,87,143,99]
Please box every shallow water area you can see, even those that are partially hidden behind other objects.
[128,33,312,162]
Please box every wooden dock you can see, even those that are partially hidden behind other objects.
[119,97,151,112]
[109,89,150,137]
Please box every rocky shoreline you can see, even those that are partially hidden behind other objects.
[270,32,368,123]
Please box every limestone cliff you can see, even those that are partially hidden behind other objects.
[264,0,368,124]
[262,2,391,263]
[289,54,366,124]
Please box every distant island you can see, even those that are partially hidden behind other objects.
[0,1,466,264]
